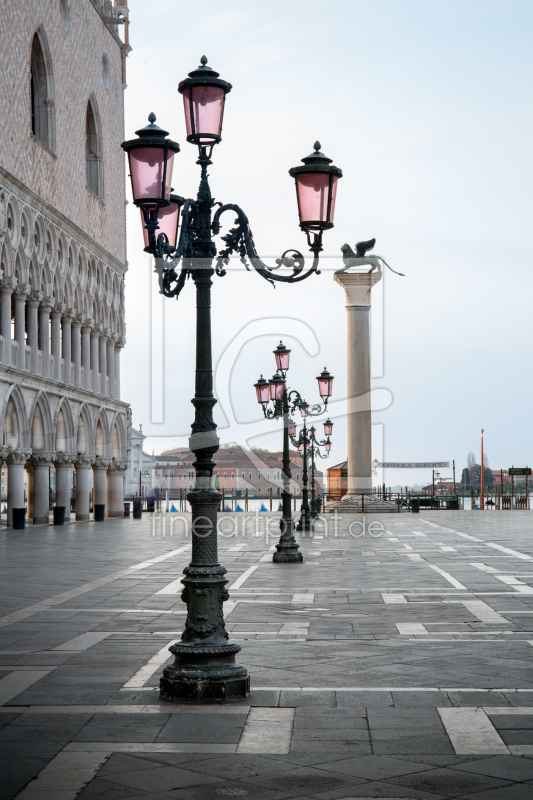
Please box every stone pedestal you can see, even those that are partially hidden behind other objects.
[334,271,382,495]
[75,457,93,521]
[107,460,127,517]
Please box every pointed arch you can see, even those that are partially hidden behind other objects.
[28,391,53,451]
[110,413,126,459]
[94,409,110,457]
[1,238,14,277]
[30,27,56,151]
[86,94,103,199]
[75,403,93,456]
[1,385,29,450]
[54,397,75,454]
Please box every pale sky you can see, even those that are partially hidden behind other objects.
[121,0,533,487]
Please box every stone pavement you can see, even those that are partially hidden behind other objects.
[1,510,533,799]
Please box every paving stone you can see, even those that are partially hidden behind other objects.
[386,767,512,796]
[312,755,434,780]
[451,755,533,781]
[102,764,224,792]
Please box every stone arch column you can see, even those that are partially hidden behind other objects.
[107,459,128,517]
[27,292,42,374]
[39,297,54,379]
[74,456,93,521]
[6,450,30,527]
[1,277,17,365]
[71,316,82,387]
[90,324,101,392]
[92,457,110,518]
[61,308,75,385]
[55,454,74,520]
[114,338,124,400]
[51,303,65,381]
[99,328,108,395]
[81,319,92,391]
[29,452,54,525]
[14,283,31,369]
[106,334,116,398]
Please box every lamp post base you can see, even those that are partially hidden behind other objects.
[296,517,313,532]
[160,644,249,704]
[273,543,303,563]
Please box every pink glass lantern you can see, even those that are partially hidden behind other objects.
[288,422,296,437]
[309,426,316,438]
[289,142,342,231]
[300,402,309,417]
[273,341,291,372]
[141,195,181,251]
[325,439,332,452]
[178,57,232,145]
[269,372,284,401]
[323,419,333,437]
[122,114,180,207]
[317,368,334,401]
[254,375,270,404]
[298,442,303,452]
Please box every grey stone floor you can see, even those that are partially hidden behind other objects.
[1,510,533,799]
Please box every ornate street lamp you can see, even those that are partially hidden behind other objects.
[305,425,333,518]
[255,342,333,548]
[122,57,342,704]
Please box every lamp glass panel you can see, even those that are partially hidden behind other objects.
[325,441,332,451]
[318,376,333,398]
[141,200,180,248]
[275,350,290,371]
[183,86,225,139]
[288,423,296,436]
[129,147,173,203]
[300,405,309,417]
[324,421,333,436]
[296,173,337,224]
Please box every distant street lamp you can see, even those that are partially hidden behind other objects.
[255,343,333,559]
[122,57,342,703]
[291,412,333,531]
[306,422,333,518]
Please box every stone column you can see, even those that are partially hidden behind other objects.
[90,325,101,392]
[334,270,382,495]
[1,277,17,365]
[107,335,116,398]
[92,458,110,519]
[114,338,124,400]
[29,453,53,525]
[6,450,29,528]
[74,456,93,521]
[14,283,30,369]
[25,461,34,520]
[51,304,64,381]
[99,329,108,396]
[27,292,42,373]
[107,460,127,517]
[39,296,54,379]
[55,454,73,520]
[81,319,92,391]
[71,316,82,388]
[61,308,75,385]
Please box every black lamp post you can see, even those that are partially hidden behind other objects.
[290,370,334,532]
[122,57,341,703]
[307,421,333,518]
[255,349,333,550]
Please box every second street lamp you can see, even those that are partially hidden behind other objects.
[122,57,342,703]
[307,422,333,518]
[255,344,333,553]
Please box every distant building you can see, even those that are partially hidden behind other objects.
[125,425,157,499]
[154,447,323,499]
[327,461,348,496]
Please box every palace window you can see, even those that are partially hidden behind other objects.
[30,31,55,150]
[86,99,103,197]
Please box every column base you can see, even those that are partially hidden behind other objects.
[32,515,49,525]
[160,644,249,704]
[76,513,89,521]
[273,549,303,563]
[107,510,124,518]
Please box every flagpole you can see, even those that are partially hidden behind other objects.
[480,429,484,511]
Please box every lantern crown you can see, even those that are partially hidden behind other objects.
[122,113,180,154]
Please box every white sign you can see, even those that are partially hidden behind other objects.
[377,462,450,469]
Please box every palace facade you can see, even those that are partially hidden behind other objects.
[0,0,131,525]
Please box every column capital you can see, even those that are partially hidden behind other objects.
[28,291,43,308]
[15,282,31,299]
[6,449,31,466]
[0,446,8,462]
[28,451,54,467]
[108,458,129,473]
[62,307,76,322]
[54,453,75,467]
[52,302,66,318]
[72,314,84,328]
[81,320,93,334]
[1,276,18,294]
[333,271,382,307]
[74,455,94,469]
[115,337,126,350]
[93,457,112,471]
[91,324,102,338]
[40,296,55,314]
[100,327,110,339]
